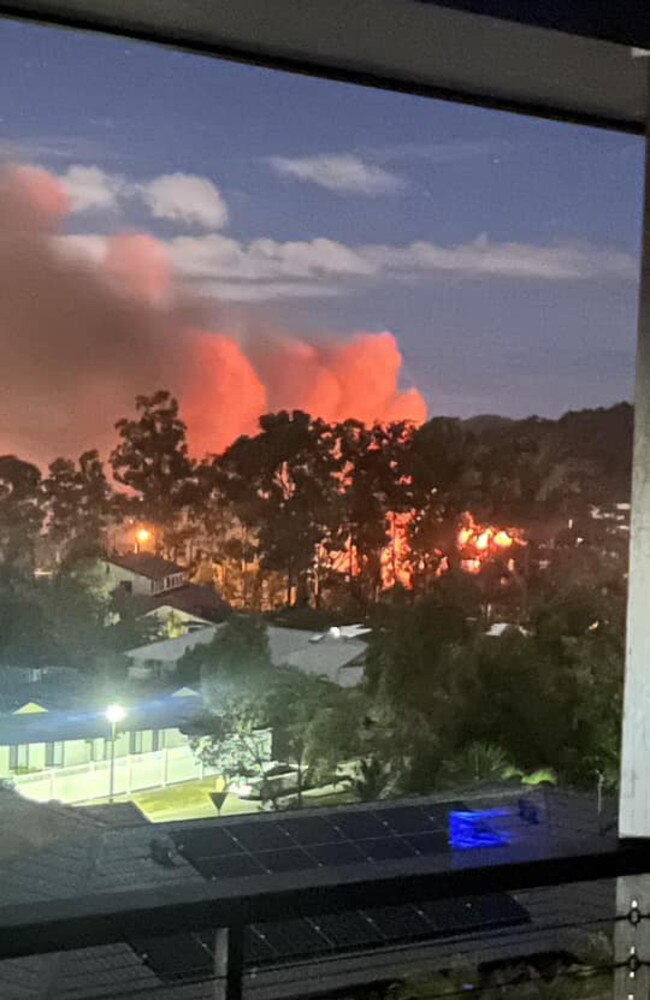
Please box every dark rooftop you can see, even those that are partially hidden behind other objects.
[106,553,186,582]
[138,583,231,623]
[0,787,620,999]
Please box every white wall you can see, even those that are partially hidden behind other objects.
[98,561,154,597]
[12,744,215,803]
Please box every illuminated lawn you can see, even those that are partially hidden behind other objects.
[91,778,356,822]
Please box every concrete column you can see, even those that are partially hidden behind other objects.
[620,59,650,839]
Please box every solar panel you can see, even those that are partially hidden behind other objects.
[378,805,439,834]
[172,826,240,858]
[253,918,331,959]
[154,797,530,980]
[311,910,384,950]
[258,847,319,873]
[244,927,278,966]
[423,800,467,828]
[403,831,450,856]
[365,904,433,941]
[131,934,212,983]
[307,841,367,866]
[419,893,529,935]
[230,821,294,851]
[279,816,344,845]
[331,811,389,840]
[191,853,266,879]
[357,836,417,862]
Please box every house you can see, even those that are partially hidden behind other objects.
[144,604,214,638]
[96,553,230,627]
[0,683,272,804]
[97,552,187,598]
[125,625,219,680]
[0,686,203,781]
[137,581,230,623]
[125,622,367,687]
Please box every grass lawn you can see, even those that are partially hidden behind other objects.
[84,777,356,822]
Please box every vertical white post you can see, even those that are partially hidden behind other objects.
[620,59,650,839]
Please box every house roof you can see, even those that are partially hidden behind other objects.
[0,787,619,999]
[105,552,186,581]
[0,690,204,745]
[143,605,213,627]
[137,583,230,622]
[126,622,367,685]
[126,626,219,666]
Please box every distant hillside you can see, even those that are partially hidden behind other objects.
[463,414,516,433]
[420,402,633,516]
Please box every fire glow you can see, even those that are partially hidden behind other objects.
[456,513,525,575]
[377,511,526,590]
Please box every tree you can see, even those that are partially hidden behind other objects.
[43,449,113,563]
[346,755,393,803]
[110,391,196,555]
[264,668,361,807]
[217,411,340,607]
[0,563,133,677]
[332,420,414,606]
[184,616,277,790]
[181,614,272,688]
[187,618,362,808]
[0,455,43,570]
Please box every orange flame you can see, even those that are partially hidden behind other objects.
[456,513,525,574]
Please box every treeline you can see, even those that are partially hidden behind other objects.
[0,391,632,613]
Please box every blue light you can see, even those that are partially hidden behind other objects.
[449,808,512,850]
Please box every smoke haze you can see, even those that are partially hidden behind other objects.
[0,164,427,467]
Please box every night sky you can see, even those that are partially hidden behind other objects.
[0,16,645,429]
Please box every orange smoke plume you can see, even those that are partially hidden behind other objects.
[0,163,427,466]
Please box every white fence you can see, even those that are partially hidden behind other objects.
[12,745,218,804]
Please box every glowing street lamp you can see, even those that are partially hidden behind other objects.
[135,527,151,553]
[105,704,126,803]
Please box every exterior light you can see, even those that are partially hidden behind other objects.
[136,528,151,544]
[105,704,126,725]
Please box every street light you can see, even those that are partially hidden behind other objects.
[135,527,151,553]
[105,704,126,803]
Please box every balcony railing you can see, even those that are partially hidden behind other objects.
[1,836,650,999]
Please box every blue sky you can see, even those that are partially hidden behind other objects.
[0,16,644,420]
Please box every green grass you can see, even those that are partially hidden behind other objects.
[83,777,356,822]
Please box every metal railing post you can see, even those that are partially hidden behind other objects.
[213,924,244,1000]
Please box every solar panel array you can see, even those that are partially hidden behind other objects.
[130,800,530,982]
[170,801,462,880]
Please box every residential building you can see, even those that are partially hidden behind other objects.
[125,622,368,686]
[97,552,187,598]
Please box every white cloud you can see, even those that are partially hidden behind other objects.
[142,173,228,229]
[167,234,375,284]
[269,153,404,195]
[59,165,125,213]
[54,166,228,230]
[59,228,637,303]
[167,231,636,300]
